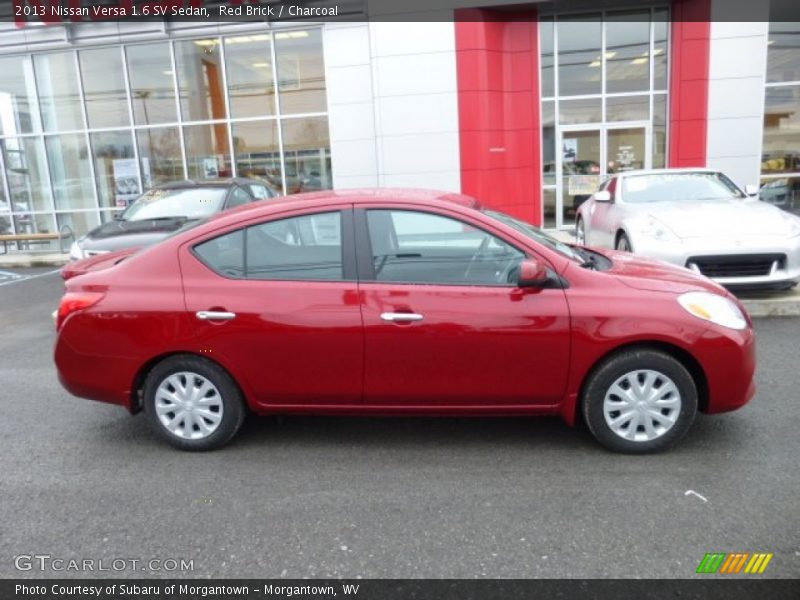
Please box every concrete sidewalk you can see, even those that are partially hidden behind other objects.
[1,247,798,317]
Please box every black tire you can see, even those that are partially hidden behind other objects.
[143,355,246,451]
[581,348,698,454]
[616,232,632,252]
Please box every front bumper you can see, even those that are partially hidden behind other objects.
[634,234,800,288]
[692,324,756,414]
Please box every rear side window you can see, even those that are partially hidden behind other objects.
[194,230,245,277]
[193,211,343,281]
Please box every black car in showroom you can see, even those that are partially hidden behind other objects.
[70,178,277,260]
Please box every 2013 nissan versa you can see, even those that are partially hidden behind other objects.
[55,189,756,453]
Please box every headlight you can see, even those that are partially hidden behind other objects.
[639,216,679,242]
[678,292,748,330]
[781,213,800,238]
[69,240,84,261]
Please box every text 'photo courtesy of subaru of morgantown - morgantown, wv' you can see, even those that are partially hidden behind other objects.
[55,189,756,453]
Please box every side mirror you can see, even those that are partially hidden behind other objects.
[518,258,550,288]
[593,190,612,202]
[744,184,759,196]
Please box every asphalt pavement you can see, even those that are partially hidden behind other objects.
[0,268,798,579]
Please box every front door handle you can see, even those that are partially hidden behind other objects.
[380,312,423,322]
[196,311,236,321]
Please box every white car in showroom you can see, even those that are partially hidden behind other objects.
[575,168,800,290]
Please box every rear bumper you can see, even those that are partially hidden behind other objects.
[55,336,137,412]
[694,325,757,414]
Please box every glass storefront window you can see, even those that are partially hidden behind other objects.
[543,188,556,229]
[0,168,10,234]
[275,29,327,115]
[653,93,668,169]
[542,101,556,185]
[232,120,282,192]
[557,16,602,96]
[224,35,277,118]
[184,123,232,180]
[607,95,649,121]
[1,137,52,212]
[540,18,555,98]
[559,97,602,124]
[136,127,183,188]
[0,56,39,135]
[175,38,226,123]
[34,52,84,132]
[763,85,800,174]
[606,11,650,94]
[57,210,100,239]
[79,47,129,129]
[127,43,178,125]
[767,22,800,84]
[13,213,57,249]
[653,9,669,90]
[760,176,800,216]
[91,131,136,209]
[45,134,95,211]
[0,28,330,252]
[281,117,332,193]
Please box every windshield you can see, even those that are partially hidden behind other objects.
[122,187,228,221]
[622,172,745,203]
[484,210,584,263]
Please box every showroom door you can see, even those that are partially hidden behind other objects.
[556,122,650,229]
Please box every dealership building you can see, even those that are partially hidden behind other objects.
[0,0,798,250]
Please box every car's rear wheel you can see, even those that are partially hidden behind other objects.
[576,218,586,246]
[143,355,245,451]
[615,232,632,252]
[581,348,698,453]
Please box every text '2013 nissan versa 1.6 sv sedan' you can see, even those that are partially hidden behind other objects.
[54,189,756,453]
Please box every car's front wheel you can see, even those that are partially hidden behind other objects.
[143,355,246,451]
[581,348,698,453]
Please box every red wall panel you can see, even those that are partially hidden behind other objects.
[455,9,542,225]
[669,0,711,167]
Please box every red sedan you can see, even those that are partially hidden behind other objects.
[55,189,756,452]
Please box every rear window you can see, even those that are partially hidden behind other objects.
[193,211,343,281]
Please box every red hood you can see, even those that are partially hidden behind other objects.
[599,249,729,295]
[61,247,140,281]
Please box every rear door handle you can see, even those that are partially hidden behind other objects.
[196,311,236,321]
[380,312,423,322]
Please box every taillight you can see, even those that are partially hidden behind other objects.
[56,292,105,331]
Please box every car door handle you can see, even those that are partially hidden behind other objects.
[380,312,423,322]
[196,311,236,321]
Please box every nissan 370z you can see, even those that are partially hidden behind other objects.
[55,189,756,453]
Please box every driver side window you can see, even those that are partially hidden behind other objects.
[365,209,524,285]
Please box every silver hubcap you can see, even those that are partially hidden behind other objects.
[603,370,681,442]
[155,372,223,440]
[576,222,585,245]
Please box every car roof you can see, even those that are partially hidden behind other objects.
[613,168,722,178]
[153,178,267,190]
[209,188,482,223]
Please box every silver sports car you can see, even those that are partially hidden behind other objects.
[575,168,800,290]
